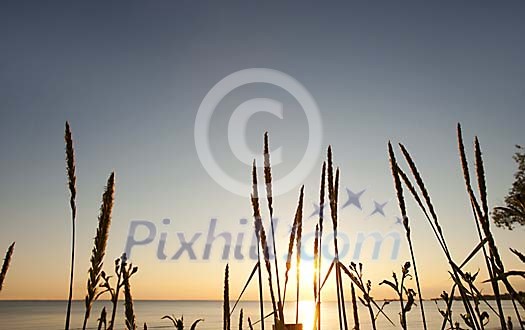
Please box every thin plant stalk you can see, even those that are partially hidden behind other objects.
[64,121,77,330]
[335,263,348,330]
[283,186,303,305]
[313,224,319,330]
[327,147,343,330]
[335,170,349,330]
[396,141,480,329]
[259,222,279,327]
[295,185,304,324]
[474,137,524,321]
[96,255,126,330]
[458,124,513,328]
[397,164,498,325]
[328,148,343,330]
[388,142,427,330]
[83,172,115,330]
[224,264,231,330]
[263,132,284,322]
[327,147,348,330]
[108,256,125,330]
[317,162,326,330]
[231,262,259,316]
[122,259,137,330]
[458,125,506,324]
[351,283,359,330]
[251,161,280,327]
[0,242,15,292]
[97,307,107,330]
[440,286,457,330]
[256,237,265,330]
[339,262,393,328]
[239,309,243,330]
[399,272,406,330]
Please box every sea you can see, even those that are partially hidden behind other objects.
[0,300,520,329]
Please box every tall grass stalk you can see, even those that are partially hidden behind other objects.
[327,148,342,329]
[224,264,231,330]
[397,164,499,326]
[395,167,446,252]
[64,121,77,330]
[255,235,265,328]
[388,142,427,330]
[97,307,107,330]
[335,171,349,330]
[439,286,456,330]
[122,257,137,330]
[109,259,124,330]
[99,255,130,330]
[473,135,508,327]
[313,224,319,330]
[350,283,359,330]
[239,309,243,330]
[295,185,304,324]
[251,161,280,327]
[263,133,283,317]
[231,262,259,316]
[283,187,303,305]
[340,261,394,328]
[251,160,265,330]
[474,136,524,322]
[394,140,480,329]
[83,172,115,330]
[457,124,512,329]
[0,242,15,292]
[326,147,348,330]
[316,162,326,330]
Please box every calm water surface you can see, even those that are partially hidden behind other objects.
[0,300,520,329]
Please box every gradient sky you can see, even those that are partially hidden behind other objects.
[0,1,524,301]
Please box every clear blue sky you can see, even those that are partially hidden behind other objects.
[0,1,523,300]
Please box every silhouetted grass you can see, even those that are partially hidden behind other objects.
[224,264,231,330]
[46,125,524,330]
[83,172,115,330]
[64,121,77,330]
[251,161,281,328]
[0,242,15,293]
[122,256,138,330]
[388,142,427,329]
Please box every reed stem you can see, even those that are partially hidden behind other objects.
[83,172,115,330]
[389,142,428,330]
[64,121,76,330]
[251,161,280,327]
[224,264,231,330]
[0,242,15,292]
[458,124,509,329]
[317,162,326,330]
[295,185,304,324]
[264,133,283,315]
[351,283,359,330]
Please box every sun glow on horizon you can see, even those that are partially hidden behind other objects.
[296,300,315,330]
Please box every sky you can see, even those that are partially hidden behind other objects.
[0,1,524,301]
